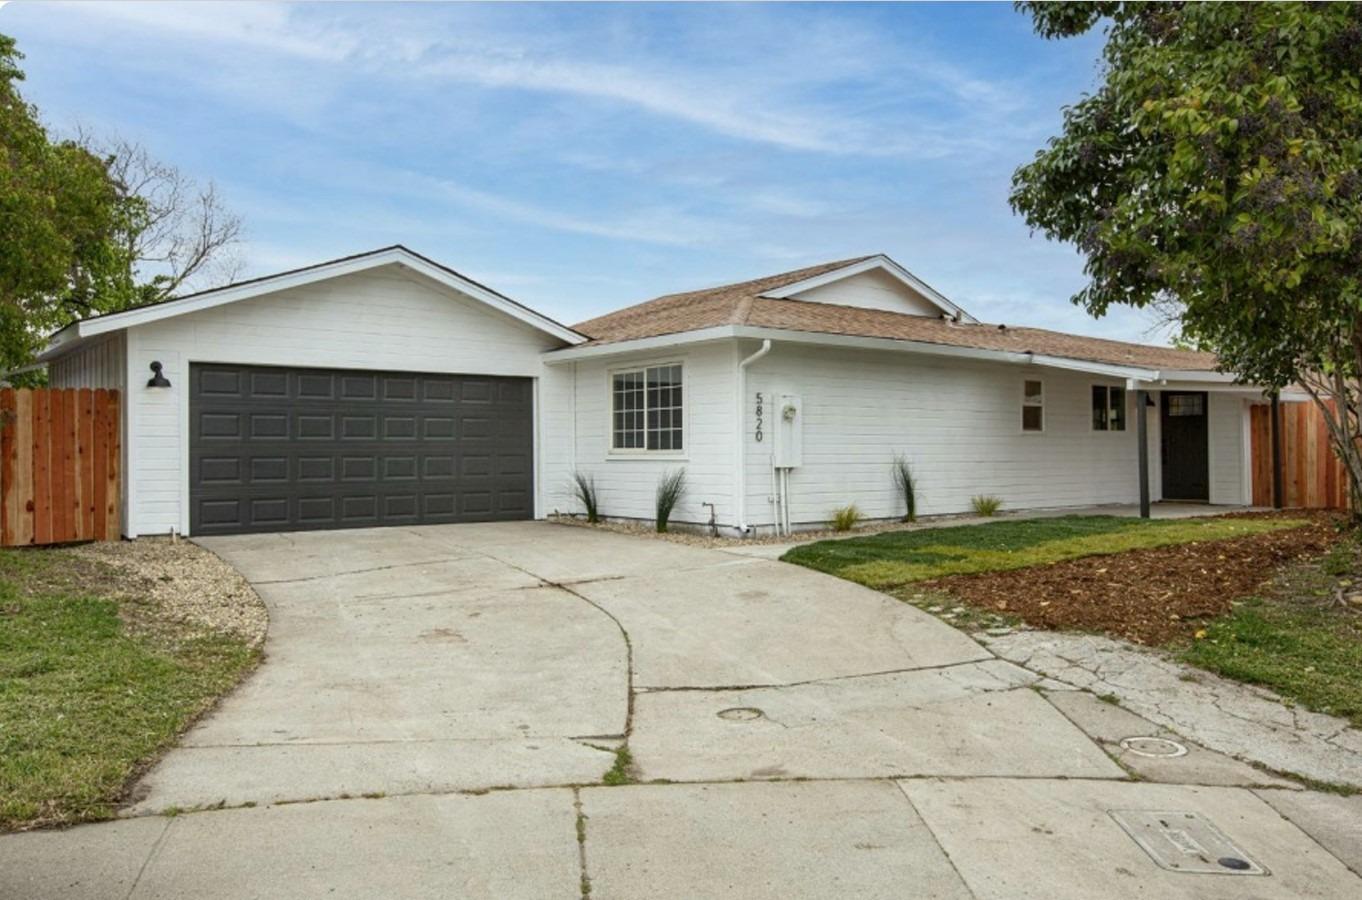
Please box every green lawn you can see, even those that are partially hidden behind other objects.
[0,549,257,830]
[781,514,1306,589]
[1181,542,1362,729]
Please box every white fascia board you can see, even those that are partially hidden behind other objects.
[542,326,738,363]
[1027,354,1156,380]
[729,325,1032,364]
[547,323,1185,381]
[65,247,585,346]
[759,255,979,324]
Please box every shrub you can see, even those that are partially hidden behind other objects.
[892,455,917,523]
[971,495,1002,517]
[655,468,687,533]
[571,471,600,524]
[830,504,863,532]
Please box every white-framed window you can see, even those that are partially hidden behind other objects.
[611,362,684,453]
[1091,385,1128,431]
[1021,379,1044,432]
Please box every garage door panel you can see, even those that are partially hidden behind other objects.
[190,364,533,535]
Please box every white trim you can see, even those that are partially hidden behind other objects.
[1021,377,1045,434]
[605,357,688,459]
[759,255,979,324]
[546,323,1182,382]
[1090,383,1130,433]
[41,247,584,358]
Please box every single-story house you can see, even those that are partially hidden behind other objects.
[39,245,1271,538]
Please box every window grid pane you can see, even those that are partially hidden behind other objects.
[613,365,683,451]
[1109,387,1127,431]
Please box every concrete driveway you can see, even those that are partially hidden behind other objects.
[3,522,1361,899]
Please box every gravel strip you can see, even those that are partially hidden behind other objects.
[70,538,267,646]
[547,511,1023,548]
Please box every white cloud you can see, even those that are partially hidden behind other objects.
[54,0,1024,160]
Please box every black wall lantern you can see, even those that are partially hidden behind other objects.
[147,361,171,388]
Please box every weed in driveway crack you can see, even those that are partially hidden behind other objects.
[602,745,636,786]
[573,788,593,899]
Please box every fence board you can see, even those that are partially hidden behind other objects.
[1250,400,1350,510]
[0,388,121,545]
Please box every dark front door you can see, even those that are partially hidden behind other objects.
[1160,391,1209,501]
[189,363,534,535]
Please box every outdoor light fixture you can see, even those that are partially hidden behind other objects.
[147,361,171,388]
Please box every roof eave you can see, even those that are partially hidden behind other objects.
[40,246,587,358]
[544,323,1183,379]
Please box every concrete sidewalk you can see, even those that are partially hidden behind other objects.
[2,520,1358,899]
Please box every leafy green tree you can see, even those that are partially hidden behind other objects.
[0,34,133,374]
[0,35,242,379]
[1010,3,1362,510]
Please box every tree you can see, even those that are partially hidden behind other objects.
[75,130,244,303]
[1009,3,1362,511]
[0,33,243,376]
[0,34,131,372]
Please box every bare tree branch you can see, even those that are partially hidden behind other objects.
[75,129,244,300]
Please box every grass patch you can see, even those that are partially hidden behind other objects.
[0,547,257,830]
[1181,597,1362,729]
[782,514,1304,589]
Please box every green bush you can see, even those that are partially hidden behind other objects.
[892,455,917,523]
[571,470,600,524]
[830,504,863,532]
[970,495,1002,517]
[655,468,687,533]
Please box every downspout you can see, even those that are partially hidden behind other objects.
[735,339,773,534]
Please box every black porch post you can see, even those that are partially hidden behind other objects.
[1137,389,1151,518]
[1270,392,1284,509]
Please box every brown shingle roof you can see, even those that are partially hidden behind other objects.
[570,259,1218,372]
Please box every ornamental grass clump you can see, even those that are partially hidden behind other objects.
[655,468,687,533]
[830,504,863,532]
[971,495,1003,517]
[571,470,600,524]
[892,455,918,523]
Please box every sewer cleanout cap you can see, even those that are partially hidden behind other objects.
[1119,736,1189,759]
[1109,810,1267,876]
[716,707,765,722]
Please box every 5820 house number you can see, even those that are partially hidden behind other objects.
[754,392,764,442]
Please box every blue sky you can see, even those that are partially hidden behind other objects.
[2,1,1168,342]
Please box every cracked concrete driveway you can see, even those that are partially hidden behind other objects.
[4,522,1362,899]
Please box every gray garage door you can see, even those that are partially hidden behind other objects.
[190,363,534,535]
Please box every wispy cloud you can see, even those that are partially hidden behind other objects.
[61,0,1024,160]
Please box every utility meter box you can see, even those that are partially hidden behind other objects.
[773,394,803,468]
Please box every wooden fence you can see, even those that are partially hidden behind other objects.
[1250,400,1350,510]
[0,388,120,545]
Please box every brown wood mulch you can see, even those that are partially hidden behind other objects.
[921,514,1344,645]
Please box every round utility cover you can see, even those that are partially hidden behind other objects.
[1119,736,1189,758]
[716,707,764,722]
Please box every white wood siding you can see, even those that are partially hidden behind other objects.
[541,342,737,528]
[789,268,941,316]
[1208,393,1248,506]
[121,266,563,536]
[47,333,127,390]
[738,342,1202,531]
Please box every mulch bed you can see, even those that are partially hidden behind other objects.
[921,514,1344,645]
